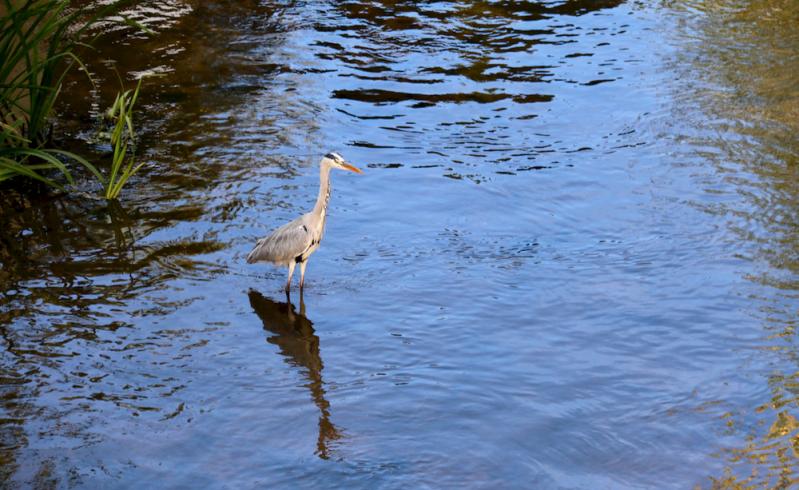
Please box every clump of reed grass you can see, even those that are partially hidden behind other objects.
[0,0,134,193]
[102,78,144,200]
[0,122,101,190]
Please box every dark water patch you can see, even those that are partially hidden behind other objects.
[582,78,616,86]
[332,88,554,105]
[335,108,405,120]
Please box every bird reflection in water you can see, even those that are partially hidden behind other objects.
[248,290,342,459]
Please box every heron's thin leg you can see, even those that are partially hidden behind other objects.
[286,261,296,292]
[299,261,308,289]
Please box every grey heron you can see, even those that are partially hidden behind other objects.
[247,152,363,291]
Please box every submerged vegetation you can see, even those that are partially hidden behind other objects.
[0,0,143,198]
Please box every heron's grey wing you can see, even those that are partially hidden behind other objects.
[247,217,312,265]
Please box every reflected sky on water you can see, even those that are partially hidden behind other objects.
[1,0,799,487]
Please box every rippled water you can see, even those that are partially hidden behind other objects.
[2,0,798,487]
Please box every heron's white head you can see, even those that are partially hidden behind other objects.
[322,152,363,174]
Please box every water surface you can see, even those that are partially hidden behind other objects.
[2,0,799,488]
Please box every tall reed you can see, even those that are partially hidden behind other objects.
[0,0,129,189]
[103,78,144,200]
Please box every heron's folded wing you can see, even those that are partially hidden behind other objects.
[247,220,312,264]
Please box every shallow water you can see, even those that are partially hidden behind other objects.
[2,0,799,488]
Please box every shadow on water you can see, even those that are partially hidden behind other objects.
[2,2,297,485]
[248,290,343,460]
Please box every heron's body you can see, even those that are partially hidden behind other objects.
[247,153,361,291]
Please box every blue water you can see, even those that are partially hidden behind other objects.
[2,0,798,488]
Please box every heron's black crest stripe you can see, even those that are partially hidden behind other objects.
[325,152,336,160]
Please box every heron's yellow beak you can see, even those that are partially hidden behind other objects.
[341,162,363,174]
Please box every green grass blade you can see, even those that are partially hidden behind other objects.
[0,156,62,189]
[47,149,105,185]
[10,148,74,184]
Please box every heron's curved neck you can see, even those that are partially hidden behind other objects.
[312,162,332,216]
